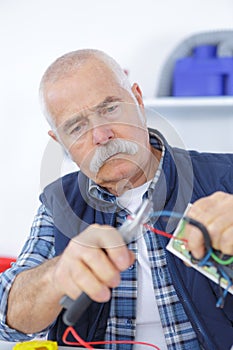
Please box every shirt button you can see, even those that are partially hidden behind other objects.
[128,264,134,270]
[125,318,133,326]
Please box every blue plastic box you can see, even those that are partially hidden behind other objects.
[173,45,233,96]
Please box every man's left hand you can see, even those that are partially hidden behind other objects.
[183,191,233,259]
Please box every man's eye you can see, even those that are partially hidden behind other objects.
[102,104,119,116]
[70,125,82,134]
[69,119,89,135]
[107,104,118,113]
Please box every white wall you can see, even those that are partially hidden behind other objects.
[0,0,233,256]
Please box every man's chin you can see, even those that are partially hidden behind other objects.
[94,160,139,192]
[95,166,124,184]
[95,174,134,196]
[95,158,131,179]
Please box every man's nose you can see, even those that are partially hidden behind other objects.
[92,124,114,145]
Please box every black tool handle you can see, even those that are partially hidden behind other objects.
[60,292,92,326]
[59,205,143,326]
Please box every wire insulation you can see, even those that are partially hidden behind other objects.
[62,326,161,349]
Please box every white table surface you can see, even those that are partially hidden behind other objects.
[0,341,102,349]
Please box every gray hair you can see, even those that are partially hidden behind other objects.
[39,49,134,127]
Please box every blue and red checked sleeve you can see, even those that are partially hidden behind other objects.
[0,204,55,341]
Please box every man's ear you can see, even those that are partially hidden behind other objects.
[131,83,144,108]
[48,130,59,142]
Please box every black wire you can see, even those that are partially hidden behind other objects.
[183,216,212,251]
[183,216,212,264]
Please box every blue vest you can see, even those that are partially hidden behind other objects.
[40,131,233,349]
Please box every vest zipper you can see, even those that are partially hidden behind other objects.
[165,249,218,350]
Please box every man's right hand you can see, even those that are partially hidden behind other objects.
[51,224,135,303]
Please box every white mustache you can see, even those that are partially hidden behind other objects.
[89,139,138,174]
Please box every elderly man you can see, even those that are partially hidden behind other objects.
[0,49,233,350]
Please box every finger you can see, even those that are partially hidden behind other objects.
[69,260,112,302]
[81,247,121,287]
[185,200,223,256]
[104,246,135,271]
[184,192,233,258]
[52,254,110,302]
[53,252,114,302]
[185,224,206,259]
[73,224,126,249]
[218,226,233,255]
[206,212,233,250]
[186,205,212,227]
[187,208,233,252]
[188,192,233,224]
[190,192,230,214]
[73,224,135,271]
[93,228,134,270]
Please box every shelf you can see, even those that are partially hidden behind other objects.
[143,96,233,153]
[143,97,233,122]
[144,97,233,108]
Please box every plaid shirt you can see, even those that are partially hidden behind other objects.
[0,134,200,349]
[0,204,55,341]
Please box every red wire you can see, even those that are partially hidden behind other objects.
[125,215,188,243]
[62,326,161,349]
[144,223,188,243]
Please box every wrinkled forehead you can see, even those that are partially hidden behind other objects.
[44,61,134,127]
